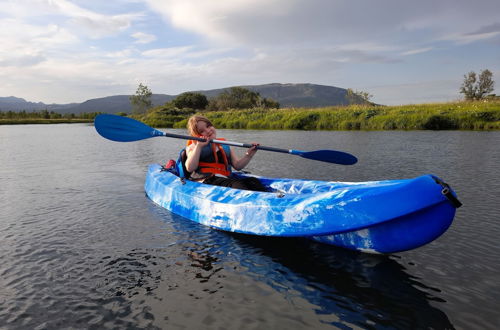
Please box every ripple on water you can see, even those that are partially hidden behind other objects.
[1,127,500,329]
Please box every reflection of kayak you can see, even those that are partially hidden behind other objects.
[145,164,461,254]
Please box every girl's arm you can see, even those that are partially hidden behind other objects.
[230,144,258,170]
[185,140,208,172]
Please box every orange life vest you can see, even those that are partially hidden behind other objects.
[187,138,232,177]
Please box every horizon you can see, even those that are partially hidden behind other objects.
[1,1,499,105]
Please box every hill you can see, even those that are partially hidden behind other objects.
[0,96,78,112]
[1,83,355,114]
[59,94,175,114]
[193,83,350,108]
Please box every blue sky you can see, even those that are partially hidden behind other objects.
[1,0,499,105]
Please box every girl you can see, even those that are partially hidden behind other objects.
[184,115,267,191]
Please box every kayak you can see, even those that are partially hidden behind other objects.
[144,164,461,254]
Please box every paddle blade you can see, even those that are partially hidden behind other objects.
[94,114,164,142]
[299,149,358,165]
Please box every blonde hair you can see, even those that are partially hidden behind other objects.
[187,115,213,136]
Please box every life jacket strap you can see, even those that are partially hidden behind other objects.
[198,161,231,176]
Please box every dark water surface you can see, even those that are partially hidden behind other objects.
[1,124,499,329]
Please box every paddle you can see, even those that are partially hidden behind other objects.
[94,114,357,165]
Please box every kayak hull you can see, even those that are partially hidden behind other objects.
[144,164,458,253]
[312,201,455,253]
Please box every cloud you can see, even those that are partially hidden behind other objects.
[0,19,78,69]
[105,49,136,59]
[144,0,500,53]
[131,32,157,44]
[452,22,500,44]
[0,0,141,38]
[141,46,193,58]
[0,54,46,67]
[400,47,433,56]
[467,22,500,36]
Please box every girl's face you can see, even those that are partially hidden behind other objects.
[195,121,216,139]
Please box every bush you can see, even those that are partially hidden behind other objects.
[284,113,320,130]
[423,115,458,130]
[172,92,208,110]
[473,111,497,122]
[365,109,380,119]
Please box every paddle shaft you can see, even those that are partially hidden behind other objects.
[163,132,294,155]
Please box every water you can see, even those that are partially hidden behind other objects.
[1,124,499,329]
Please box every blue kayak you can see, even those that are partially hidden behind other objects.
[145,164,460,254]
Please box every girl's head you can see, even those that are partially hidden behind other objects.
[187,115,215,137]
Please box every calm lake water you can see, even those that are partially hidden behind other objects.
[1,124,499,329]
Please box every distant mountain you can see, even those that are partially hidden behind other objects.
[1,83,356,114]
[0,95,174,114]
[196,83,351,108]
[0,96,78,112]
[59,94,175,114]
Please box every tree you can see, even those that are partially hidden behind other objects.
[172,92,208,110]
[357,91,373,103]
[129,83,152,114]
[208,87,279,110]
[258,97,280,109]
[477,69,495,99]
[346,88,373,105]
[460,69,495,100]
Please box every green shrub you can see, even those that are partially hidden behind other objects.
[423,115,458,130]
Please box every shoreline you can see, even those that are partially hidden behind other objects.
[2,100,499,130]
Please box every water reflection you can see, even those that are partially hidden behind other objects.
[233,235,454,329]
[99,250,162,298]
[165,207,454,329]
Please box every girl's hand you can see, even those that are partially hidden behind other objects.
[246,143,259,157]
[231,143,259,171]
[185,136,210,172]
[195,136,210,148]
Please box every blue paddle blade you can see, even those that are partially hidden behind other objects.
[94,114,164,142]
[299,150,358,165]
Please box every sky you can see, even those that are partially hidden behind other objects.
[1,0,499,105]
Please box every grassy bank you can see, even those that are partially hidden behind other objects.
[161,100,500,130]
[3,100,499,130]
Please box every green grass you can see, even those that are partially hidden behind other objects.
[3,100,499,130]
[164,100,500,130]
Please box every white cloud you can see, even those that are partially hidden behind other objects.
[105,49,136,59]
[445,30,500,45]
[0,0,141,38]
[144,0,500,52]
[400,48,433,56]
[144,0,282,43]
[0,19,78,68]
[142,46,193,58]
[131,32,157,44]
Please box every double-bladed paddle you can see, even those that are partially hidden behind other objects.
[94,114,357,165]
